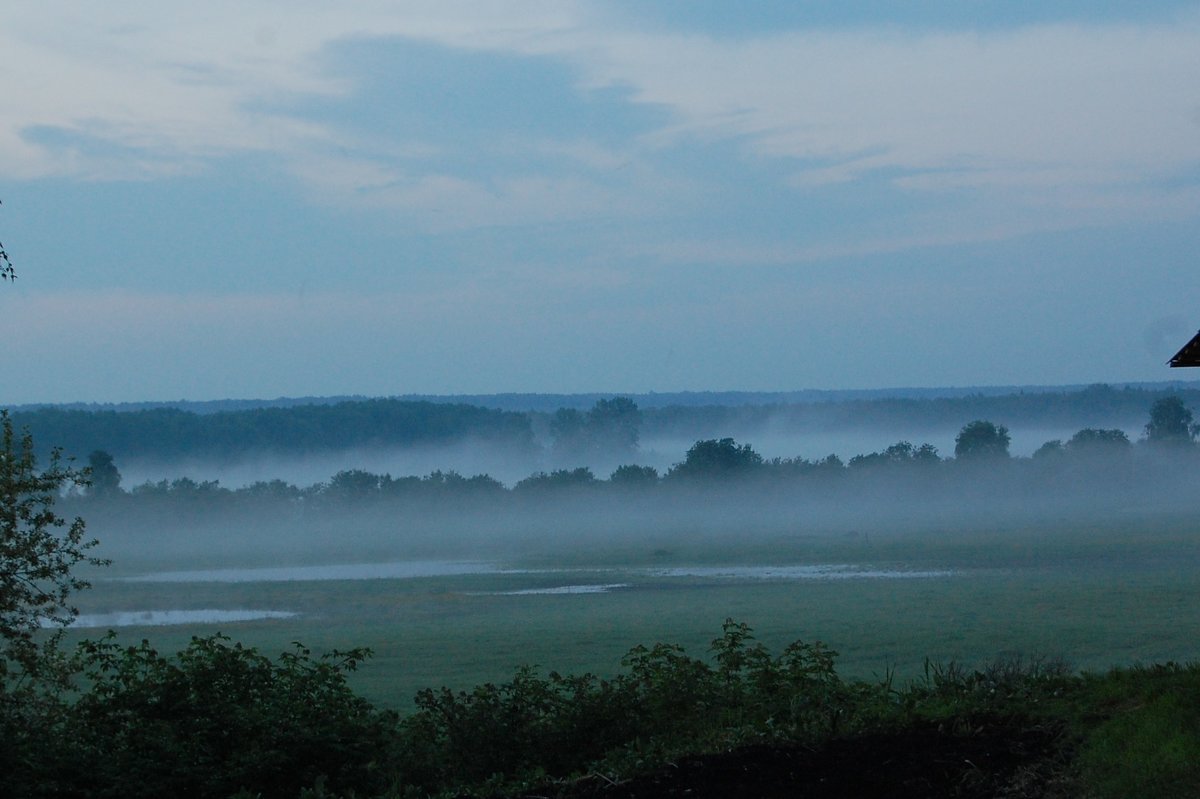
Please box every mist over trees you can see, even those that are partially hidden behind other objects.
[1143,395,1198,447]
[10,399,536,462]
[10,385,1200,474]
[61,395,1200,547]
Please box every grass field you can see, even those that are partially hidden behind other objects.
[66,508,1200,710]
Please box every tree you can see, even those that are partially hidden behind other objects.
[586,397,642,454]
[1065,428,1131,456]
[0,199,14,282]
[1144,396,1197,446]
[0,412,106,683]
[549,398,643,462]
[548,408,587,459]
[669,438,763,479]
[953,420,1010,461]
[86,450,122,497]
[610,464,659,487]
[1032,439,1065,460]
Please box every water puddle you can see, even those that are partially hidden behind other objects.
[480,583,630,596]
[645,565,954,580]
[65,609,298,628]
[120,561,953,586]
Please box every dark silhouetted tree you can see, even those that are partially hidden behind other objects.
[1144,396,1197,446]
[609,464,659,487]
[1032,439,1065,460]
[669,438,763,479]
[587,397,642,453]
[549,408,587,458]
[550,398,642,461]
[86,450,122,497]
[0,412,106,683]
[514,468,597,493]
[1065,428,1131,456]
[953,420,1010,460]
[0,199,14,282]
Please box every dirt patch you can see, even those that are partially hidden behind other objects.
[499,720,1075,799]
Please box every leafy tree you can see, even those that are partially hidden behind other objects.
[849,441,936,471]
[323,469,383,503]
[1065,428,1131,455]
[514,468,597,493]
[549,398,643,461]
[64,635,394,799]
[610,464,659,487]
[1144,396,1197,446]
[953,420,1011,461]
[0,412,106,684]
[586,397,642,453]
[86,449,122,497]
[548,408,587,457]
[669,438,763,479]
[1032,439,1065,460]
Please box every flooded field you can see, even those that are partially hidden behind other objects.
[64,517,1200,710]
[68,609,297,628]
[119,560,956,584]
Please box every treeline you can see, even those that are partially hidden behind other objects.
[12,384,1200,465]
[67,397,1200,520]
[11,399,534,461]
[639,382,1199,437]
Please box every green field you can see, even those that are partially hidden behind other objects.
[63,508,1200,711]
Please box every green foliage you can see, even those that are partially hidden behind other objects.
[54,634,395,799]
[399,619,850,794]
[6,611,1200,797]
[1061,663,1200,798]
[0,411,106,686]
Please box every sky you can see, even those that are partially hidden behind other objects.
[3,1,1200,404]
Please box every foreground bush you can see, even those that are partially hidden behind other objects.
[4,622,1200,797]
[4,634,397,799]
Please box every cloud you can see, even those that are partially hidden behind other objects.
[3,3,1199,245]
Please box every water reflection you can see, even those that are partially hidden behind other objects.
[66,609,298,628]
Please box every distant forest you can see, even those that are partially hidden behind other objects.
[11,400,535,461]
[56,396,1200,533]
[10,383,1200,465]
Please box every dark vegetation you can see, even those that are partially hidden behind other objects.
[50,396,1200,542]
[6,615,1200,797]
[11,383,1200,466]
[11,399,535,462]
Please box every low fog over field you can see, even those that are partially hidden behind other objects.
[10,384,1190,578]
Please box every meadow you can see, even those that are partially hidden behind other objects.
[67,507,1200,711]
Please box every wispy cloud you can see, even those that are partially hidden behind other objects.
[4,4,1199,247]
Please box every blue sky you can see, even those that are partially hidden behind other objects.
[3,2,1200,403]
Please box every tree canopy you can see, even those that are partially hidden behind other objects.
[1144,396,1196,446]
[954,420,1011,460]
[0,412,106,683]
[668,438,764,479]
